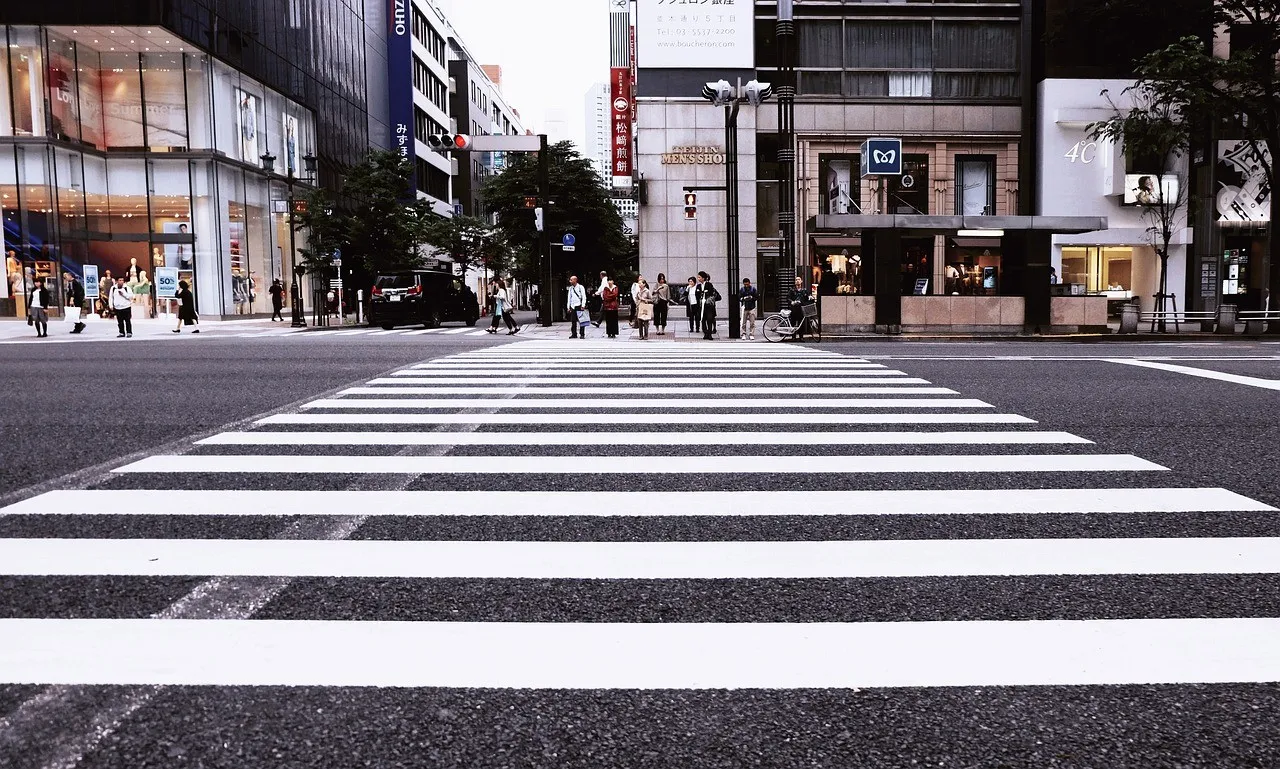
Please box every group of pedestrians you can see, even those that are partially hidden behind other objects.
[486,278,521,335]
[565,270,727,340]
[22,272,198,339]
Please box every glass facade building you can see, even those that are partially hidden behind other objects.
[0,1,374,320]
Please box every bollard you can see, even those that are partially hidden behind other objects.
[1216,304,1237,335]
[1118,303,1139,334]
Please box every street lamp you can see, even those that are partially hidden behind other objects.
[700,78,772,339]
[264,151,316,327]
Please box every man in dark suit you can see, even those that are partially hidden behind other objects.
[64,272,86,334]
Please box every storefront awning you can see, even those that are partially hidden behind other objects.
[810,215,1108,235]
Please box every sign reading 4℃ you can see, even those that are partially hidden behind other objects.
[861,138,903,177]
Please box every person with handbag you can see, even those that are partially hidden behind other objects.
[696,271,722,340]
[173,279,200,333]
[635,278,654,340]
[566,275,588,339]
[27,277,51,337]
[683,276,700,335]
[652,273,671,335]
[601,278,621,338]
[109,276,135,337]
[64,272,86,334]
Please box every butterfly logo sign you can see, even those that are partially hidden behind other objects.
[861,138,903,176]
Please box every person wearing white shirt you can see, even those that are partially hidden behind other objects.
[592,271,608,327]
[109,276,135,338]
[27,277,51,337]
[565,275,588,339]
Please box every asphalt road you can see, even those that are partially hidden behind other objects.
[1,335,1278,768]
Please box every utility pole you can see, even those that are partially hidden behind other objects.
[725,83,742,339]
[538,133,553,326]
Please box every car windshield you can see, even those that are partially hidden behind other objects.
[375,275,415,289]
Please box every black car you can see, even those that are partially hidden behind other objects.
[369,270,480,329]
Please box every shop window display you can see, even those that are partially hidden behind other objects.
[900,238,934,295]
[946,244,1002,295]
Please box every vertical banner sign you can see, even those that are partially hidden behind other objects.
[388,0,415,191]
[84,265,99,299]
[155,267,179,299]
[629,25,637,125]
[610,66,632,187]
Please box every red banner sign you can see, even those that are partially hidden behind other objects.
[610,66,632,180]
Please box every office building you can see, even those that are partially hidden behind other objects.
[0,1,374,321]
[584,82,611,181]
[447,39,526,218]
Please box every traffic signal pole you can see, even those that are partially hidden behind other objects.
[725,86,742,340]
[538,133,554,327]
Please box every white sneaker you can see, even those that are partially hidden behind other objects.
[749,335,755,340]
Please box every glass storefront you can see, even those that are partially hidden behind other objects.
[0,25,316,319]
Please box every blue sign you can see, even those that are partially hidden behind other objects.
[453,203,464,217]
[388,0,414,191]
[860,138,903,177]
[155,267,179,298]
[562,233,576,247]
[83,265,99,298]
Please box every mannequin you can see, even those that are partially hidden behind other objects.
[127,257,141,282]
[152,246,165,269]
[135,270,153,316]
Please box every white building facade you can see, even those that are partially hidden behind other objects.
[584,82,611,181]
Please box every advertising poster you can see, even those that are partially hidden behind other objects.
[610,66,632,186]
[235,88,259,165]
[636,0,755,69]
[1123,174,1179,206]
[282,114,300,177]
[143,66,188,146]
[102,68,145,147]
[1216,140,1271,222]
[155,266,179,299]
[47,48,79,142]
[84,265,99,298]
[77,65,104,148]
[819,156,858,215]
[164,222,193,269]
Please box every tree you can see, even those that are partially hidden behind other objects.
[1089,85,1192,331]
[423,214,515,282]
[1126,2,1280,327]
[291,185,345,274]
[339,150,436,274]
[480,141,630,286]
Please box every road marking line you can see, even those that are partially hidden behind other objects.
[2,618,1276,688]
[3,487,1265,518]
[401,328,445,335]
[300,397,993,410]
[339,386,959,396]
[442,327,478,335]
[197,430,1088,447]
[4,537,1276,579]
[366,377,932,386]
[114,453,1166,475]
[398,367,899,375]
[1106,358,1280,391]
[258,412,1033,426]
[411,363,889,370]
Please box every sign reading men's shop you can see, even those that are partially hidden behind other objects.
[636,0,755,69]
[610,66,633,187]
[661,146,726,165]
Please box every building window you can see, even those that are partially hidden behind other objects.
[818,154,862,214]
[956,156,996,216]
[888,155,929,215]
[414,157,449,201]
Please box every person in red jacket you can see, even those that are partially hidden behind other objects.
[601,278,621,338]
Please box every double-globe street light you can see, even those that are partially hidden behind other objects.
[260,150,318,328]
[700,78,772,339]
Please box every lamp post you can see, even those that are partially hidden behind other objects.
[263,152,317,328]
[777,0,797,294]
[701,79,772,340]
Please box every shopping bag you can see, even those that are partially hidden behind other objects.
[65,306,81,324]
[576,309,590,326]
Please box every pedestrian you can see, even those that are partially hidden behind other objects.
[629,274,643,330]
[601,277,621,338]
[653,273,671,335]
[566,274,588,339]
[27,277,51,337]
[592,270,608,327]
[173,279,199,333]
[697,271,721,340]
[99,270,113,318]
[269,278,285,321]
[487,279,519,335]
[790,276,813,341]
[109,276,134,338]
[64,271,86,334]
[684,276,700,334]
[635,278,653,339]
[739,277,759,341]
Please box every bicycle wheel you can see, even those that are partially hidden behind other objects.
[761,314,789,342]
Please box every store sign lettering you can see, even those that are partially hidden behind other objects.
[392,0,407,35]
[661,146,725,164]
[1064,140,1097,164]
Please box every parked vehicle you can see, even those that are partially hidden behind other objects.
[369,270,480,329]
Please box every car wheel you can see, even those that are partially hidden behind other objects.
[381,324,394,330]
[465,315,477,326]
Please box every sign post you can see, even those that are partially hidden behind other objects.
[561,233,576,253]
[155,267,179,299]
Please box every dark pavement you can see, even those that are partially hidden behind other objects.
[0,336,1278,768]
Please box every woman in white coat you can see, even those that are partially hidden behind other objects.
[635,278,654,339]
[487,279,519,335]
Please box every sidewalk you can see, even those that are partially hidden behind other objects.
[0,314,295,341]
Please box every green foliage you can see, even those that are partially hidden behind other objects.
[339,150,434,274]
[422,214,516,279]
[291,186,344,274]
[479,141,630,283]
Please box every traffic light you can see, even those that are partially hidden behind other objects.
[683,191,697,220]
[533,206,544,232]
[427,133,472,152]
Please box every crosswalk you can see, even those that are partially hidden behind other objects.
[1,341,1278,727]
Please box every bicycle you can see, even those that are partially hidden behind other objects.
[761,302,821,342]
